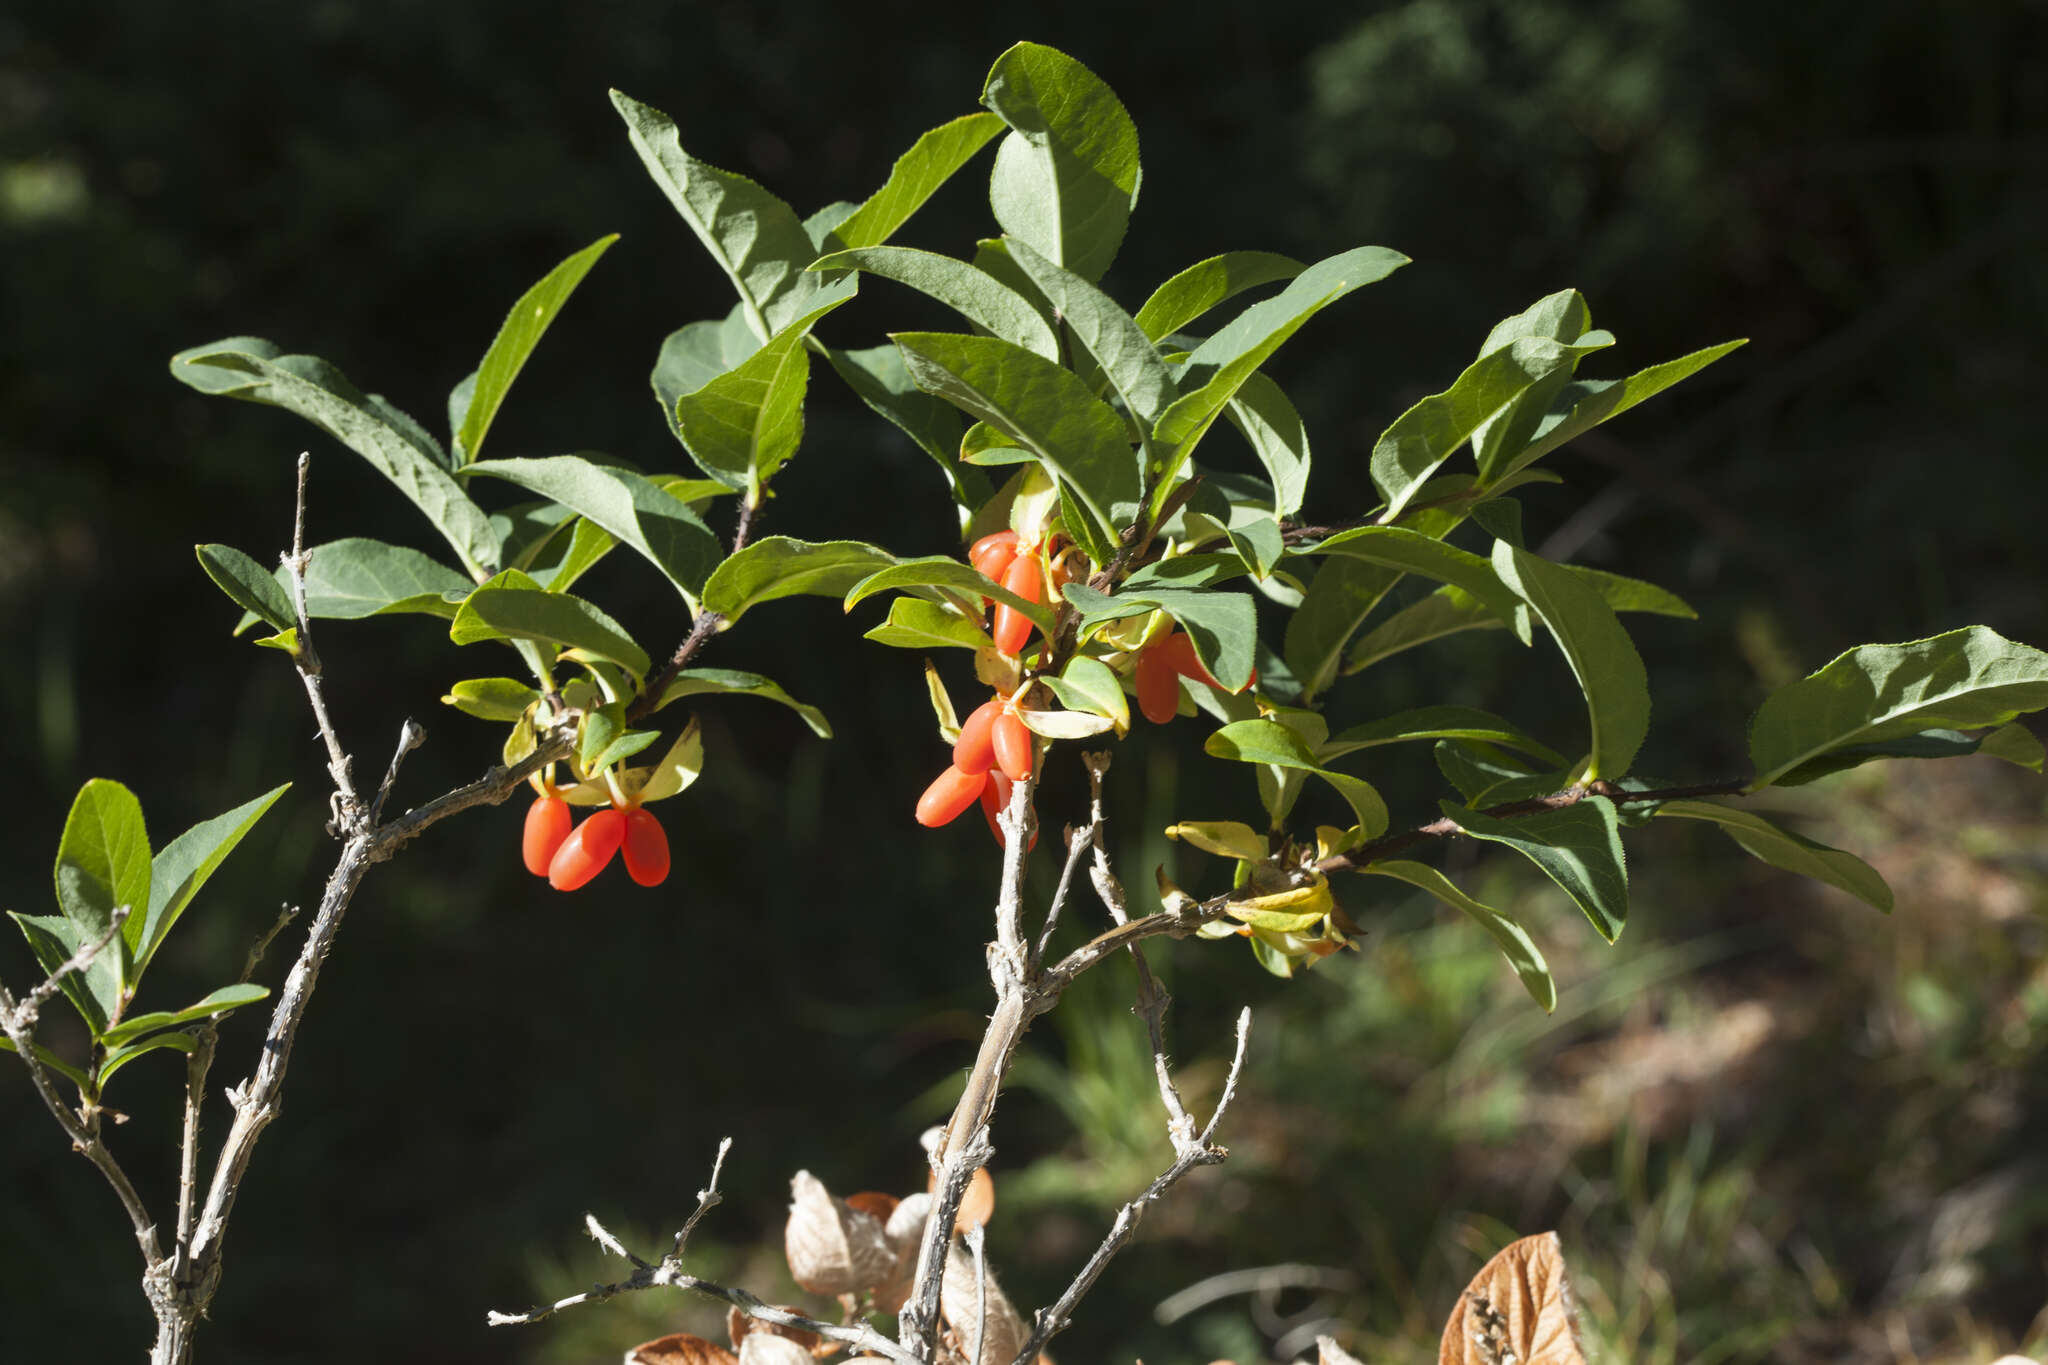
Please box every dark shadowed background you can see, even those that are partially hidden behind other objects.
[3,3,2044,1362]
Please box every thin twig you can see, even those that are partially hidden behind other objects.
[370,719,426,826]
[630,490,767,723]
[283,453,356,821]
[967,1222,990,1365]
[670,1135,732,1259]
[1010,1009,1253,1365]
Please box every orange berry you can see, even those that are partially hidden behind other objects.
[548,807,626,891]
[915,764,988,828]
[953,699,1002,774]
[969,529,1020,581]
[1160,630,1257,692]
[991,710,1033,782]
[1136,640,1183,724]
[522,795,573,877]
[621,807,671,887]
[992,554,1043,656]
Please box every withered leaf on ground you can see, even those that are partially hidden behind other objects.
[626,1333,739,1365]
[1437,1231,1586,1365]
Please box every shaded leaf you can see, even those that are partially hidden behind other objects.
[8,912,109,1036]
[0,1035,90,1090]
[1656,800,1891,911]
[196,543,295,634]
[97,1030,199,1085]
[1224,371,1313,518]
[656,668,832,738]
[1322,706,1564,766]
[1365,860,1556,1011]
[1493,543,1650,780]
[811,246,1058,359]
[1488,340,1747,484]
[1004,235,1177,428]
[1446,797,1627,943]
[1207,720,1389,836]
[99,982,271,1047]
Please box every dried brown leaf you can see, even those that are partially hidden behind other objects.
[786,1171,896,1296]
[1437,1232,1585,1365]
[871,1191,933,1315]
[727,1306,825,1355]
[939,1240,1026,1365]
[626,1333,739,1365]
[739,1333,815,1365]
[1317,1337,1365,1365]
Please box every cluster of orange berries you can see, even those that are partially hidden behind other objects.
[522,790,671,890]
[915,692,1039,847]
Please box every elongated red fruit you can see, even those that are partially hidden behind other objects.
[953,699,1002,773]
[992,554,1043,655]
[979,771,1039,850]
[915,764,987,827]
[1161,630,1257,692]
[621,807,671,887]
[548,807,627,891]
[522,795,573,876]
[991,710,1033,781]
[1135,641,1183,724]
[969,529,1020,581]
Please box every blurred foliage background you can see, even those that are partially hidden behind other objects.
[2,2,2044,1362]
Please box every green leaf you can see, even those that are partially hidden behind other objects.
[1046,655,1130,732]
[1748,627,2048,790]
[1134,251,1305,342]
[1222,372,1312,519]
[1123,554,1249,591]
[450,587,649,679]
[9,912,109,1036]
[1446,797,1628,943]
[139,784,290,974]
[829,111,1006,250]
[1363,860,1556,1011]
[0,1035,90,1090]
[980,42,1141,283]
[465,456,721,604]
[1002,237,1177,429]
[1487,340,1748,484]
[99,983,272,1048]
[863,597,992,652]
[589,720,662,774]
[1322,706,1565,766]
[652,308,762,444]
[1566,566,1697,619]
[1306,526,1530,640]
[1153,245,1409,490]
[97,1031,200,1085]
[1369,329,1616,522]
[170,341,499,572]
[286,538,472,620]
[1435,740,1569,806]
[1980,722,2045,772]
[811,247,1058,360]
[1493,542,1650,780]
[1226,518,1285,580]
[1064,584,1259,694]
[1206,720,1389,836]
[1284,558,1406,702]
[700,537,896,626]
[845,557,1054,633]
[893,332,1138,532]
[655,668,832,738]
[611,90,833,338]
[1656,800,1892,911]
[531,516,617,595]
[55,779,149,1004]
[442,676,540,724]
[196,543,295,633]
[671,289,857,498]
[821,345,977,505]
[455,235,617,463]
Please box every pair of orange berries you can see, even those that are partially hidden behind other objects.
[915,695,1038,848]
[970,529,1048,657]
[522,795,671,890]
[1134,630,1255,724]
